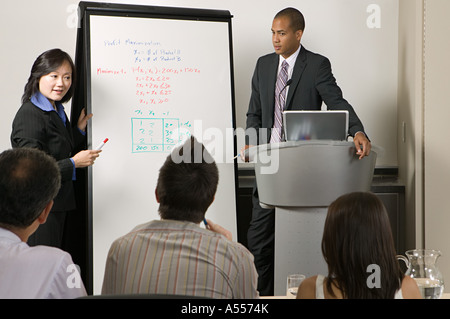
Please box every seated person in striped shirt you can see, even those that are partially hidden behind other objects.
[101,136,260,298]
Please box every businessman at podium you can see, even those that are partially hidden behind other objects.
[242,7,371,295]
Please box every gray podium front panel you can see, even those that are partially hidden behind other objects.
[252,141,377,296]
[274,207,328,296]
[253,141,377,208]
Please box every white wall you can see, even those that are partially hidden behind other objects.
[1,0,399,167]
[397,0,424,252]
[1,1,77,147]
[423,0,450,292]
[398,0,450,292]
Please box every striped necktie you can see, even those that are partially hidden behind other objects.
[270,60,289,143]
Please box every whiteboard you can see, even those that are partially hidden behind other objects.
[85,8,237,294]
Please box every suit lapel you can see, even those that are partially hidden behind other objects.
[285,46,307,110]
[52,112,74,149]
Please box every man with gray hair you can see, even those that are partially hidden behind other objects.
[0,147,87,298]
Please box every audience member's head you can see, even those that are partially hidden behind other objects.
[156,136,219,224]
[321,191,403,298]
[0,148,61,231]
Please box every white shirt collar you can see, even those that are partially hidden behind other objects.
[278,44,301,76]
[0,227,22,243]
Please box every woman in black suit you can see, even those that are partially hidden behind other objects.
[11,48,101,248]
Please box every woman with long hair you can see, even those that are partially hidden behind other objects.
[297,192,421,299]
[11,48,101,249]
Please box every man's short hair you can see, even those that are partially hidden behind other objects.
[275,7,305,31]
[156,136,219,223]
[0,148,61,228]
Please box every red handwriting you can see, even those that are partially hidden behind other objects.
[95,66,200,105]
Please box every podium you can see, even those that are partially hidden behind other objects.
[252,140,377,296]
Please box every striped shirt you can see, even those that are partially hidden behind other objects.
[101,219,259,299]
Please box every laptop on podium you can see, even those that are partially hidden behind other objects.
[282,110,349,141]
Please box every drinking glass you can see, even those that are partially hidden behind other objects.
[286,274,305,298]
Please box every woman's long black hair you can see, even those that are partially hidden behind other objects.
[22,48,76,104]
[321,192,404,298]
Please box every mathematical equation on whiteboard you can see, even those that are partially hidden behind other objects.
[97,39,201,106]
[131,117,191,153]
[96,66,200,107]
[95,38,198,153]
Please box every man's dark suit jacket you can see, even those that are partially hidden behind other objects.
[11,101,84,212]
[246,46,366,144]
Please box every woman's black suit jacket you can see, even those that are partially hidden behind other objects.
[11,101,84,212]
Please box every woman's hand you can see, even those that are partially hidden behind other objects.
[72,150,101,168]
[77,108,93,132]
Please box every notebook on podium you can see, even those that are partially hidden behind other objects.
[282,110,349,141]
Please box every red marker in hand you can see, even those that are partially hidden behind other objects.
[96,138,109,150]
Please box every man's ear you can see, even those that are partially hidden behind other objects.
[155,188,160,203]
[296,29,303,42]
[37,200,54,225]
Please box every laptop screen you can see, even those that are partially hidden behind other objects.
[282,110,349,141]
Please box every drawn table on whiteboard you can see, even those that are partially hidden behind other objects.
[131,117,190,153]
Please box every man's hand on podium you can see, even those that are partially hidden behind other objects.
[353,132,371,159]
[239,137,371,162]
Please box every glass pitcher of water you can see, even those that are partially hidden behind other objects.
[397,249,444,299]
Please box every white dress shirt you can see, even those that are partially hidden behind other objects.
[277,44,301,98]
[0,227,87,299]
